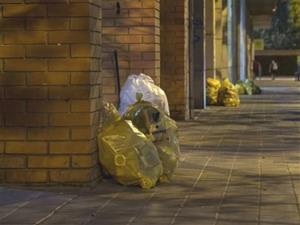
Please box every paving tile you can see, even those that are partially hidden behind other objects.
[0,82,299,225]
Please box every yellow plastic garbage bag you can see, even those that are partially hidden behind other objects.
[235,80,247,95]
[206,78,221,105]
[244,79,262,95]
[124,95,180,183]
[97,103,163,189]
[218,78,240,107]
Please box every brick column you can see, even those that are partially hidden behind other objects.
[214,0,230,79]
[0,1,102,184]
[205,0,216,78]
[102,0,160,106]
[160,0,189,120]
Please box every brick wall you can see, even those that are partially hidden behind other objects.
[160,0,188,120]
[215,0,230,79]
[0,0,102,184]
[102,0,160,107]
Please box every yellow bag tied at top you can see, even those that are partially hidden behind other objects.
[218,78,240,107]
[124,96,180,183]
[207,78,221,105]
[98,103,163,189]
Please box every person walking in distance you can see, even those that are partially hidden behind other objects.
[269,60,278,80]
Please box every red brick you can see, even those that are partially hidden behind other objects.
[115,35,142,44]
[27,100,70,113]
[71,45,90,57]
[142,1,159,9]
[49,86,90,99]
[4,31,46,44]
[3,4,47,17]
[0,18,24,31]
[131,60,157,69]
[6,170,48,183]
[115,18,142,26]
[48,59,90,71]
[0,142,4,153]
[50,141,94,154]
[71,100,91,112]
[70,18,89,30]
[4,59,46,71]
[0,128,26,140]
[26,45,69,58]
[102,85,116,94]
[89,72,101,85]
[90,85,100,98]
[27,72,70,85]
[26,18,69,30]
[70,72,90,84]
[121,0,143,8]
[49,113,91,126]
[0,73,26,85]
[47,3,89,17]
[129,27,156,34]
[103,9,129,18]
[5,113,48,127]
[28,128,69,141]
[129,44,156,51]
[28,156,70,168]
[0,0,24,3]
[129,9,156,17]
[48,31,90,44]
[142,18,157,26]
[72,155,96,168]
[0,46,25,58]
[5,87,47,99]
[0,100,25,112]
[142,35,157,43]
[50,169,94,183]
[103,27,128,35]
[0,156,25,168]
[89,18,101,32]
[6,142,47,154]
[71,127,95,140]
[0,88,4,99]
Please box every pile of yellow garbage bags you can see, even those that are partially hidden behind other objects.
[235,80,262,95]
[97,94,180,189]
[124,94,180,183]
[235,81,247,95]
[207,78,240,107]
[207,78,221,105]
[218,78,240,107]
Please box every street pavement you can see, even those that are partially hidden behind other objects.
[0,80,299,225]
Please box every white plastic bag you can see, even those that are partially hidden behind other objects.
[119,73,170,116]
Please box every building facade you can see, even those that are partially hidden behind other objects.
[0,0,275,184]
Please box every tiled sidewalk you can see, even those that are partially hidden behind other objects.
[0,82,300,225]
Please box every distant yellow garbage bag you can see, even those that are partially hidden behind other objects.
[235,81,247,95]
[97,103,163,189]
[124,95,180,183]
[218,78,240,107]
[207,78,221,105]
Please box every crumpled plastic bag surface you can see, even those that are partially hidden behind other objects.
[123,97,180,182]
[244,79,262,95]
[218,78,240,107]
[235,80,247,95]
[98,103,163,189]
[119,73,170,116]
[207,78,221,105]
